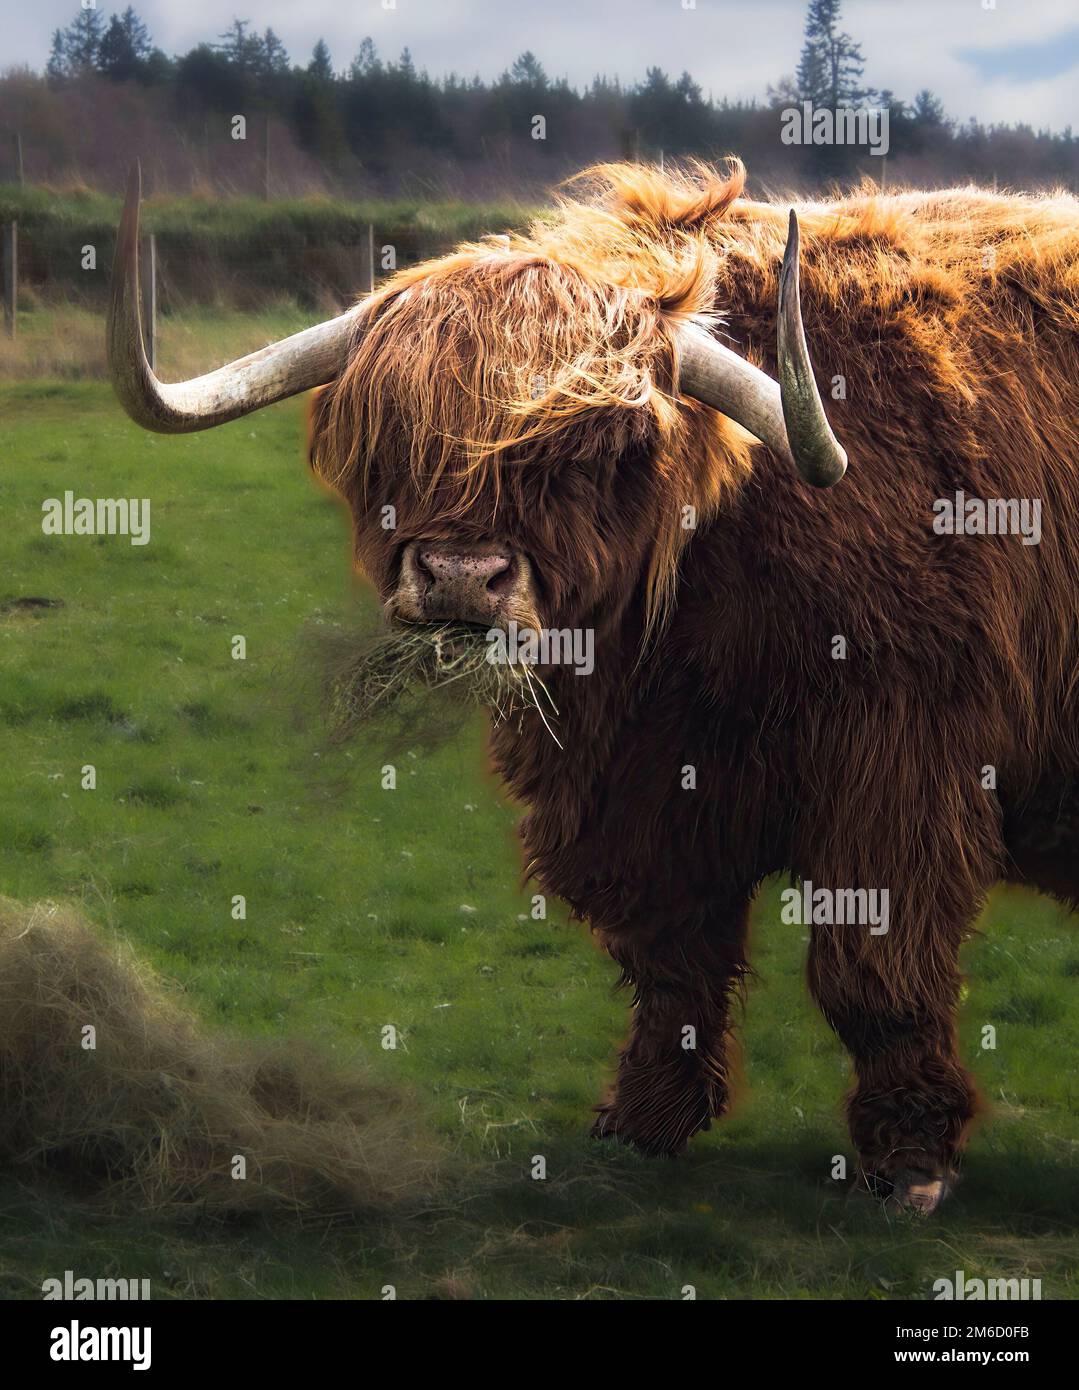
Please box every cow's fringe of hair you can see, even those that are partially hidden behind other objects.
[314,158,755,640]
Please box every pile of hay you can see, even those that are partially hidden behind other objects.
[0,897,439,1217]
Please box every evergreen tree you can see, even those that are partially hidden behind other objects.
[308,39,333,82]
[675,71,704,106]
[349,37,380,79]
[215,19,263,72]
[296,43,346,164]
[795,0,872,107]
[913,89,947,126]
[98,7,153,82]
[766,73,801,108]
[907,89,951,154]
[47,6,105,77]
[509,51,547,88]
[46,30,68,80]
[260,28,290,76]
[631,66,672,143]
[214,19,289,81]
[175,42,243,111]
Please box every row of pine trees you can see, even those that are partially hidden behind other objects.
[13,1,1077,196]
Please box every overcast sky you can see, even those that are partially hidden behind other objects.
[8,0,1079,132]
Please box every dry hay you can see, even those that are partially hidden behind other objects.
[0,896,439,1218]
[300,612,561,755]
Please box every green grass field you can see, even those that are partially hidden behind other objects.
[1,380,1077,1300]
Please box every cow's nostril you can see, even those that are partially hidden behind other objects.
[486,556,516,595]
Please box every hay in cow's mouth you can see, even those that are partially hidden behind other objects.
[316,619,561,749]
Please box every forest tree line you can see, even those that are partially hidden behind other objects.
[2,3,1076,198]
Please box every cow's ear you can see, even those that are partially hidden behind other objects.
[306,383,334,478]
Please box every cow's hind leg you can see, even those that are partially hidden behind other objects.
[809,909,979,1214]
[591,902,750,1157]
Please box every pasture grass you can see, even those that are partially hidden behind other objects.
[0,381,1076,1300]
[0,303,316,382]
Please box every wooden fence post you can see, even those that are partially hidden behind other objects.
[2,221,16,339]
[139,233,156,372]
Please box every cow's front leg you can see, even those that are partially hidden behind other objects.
[591,903,750,1156]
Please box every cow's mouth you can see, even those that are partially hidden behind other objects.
[390,618,493,666]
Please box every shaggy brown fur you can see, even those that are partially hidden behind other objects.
[309,161,1079,1201]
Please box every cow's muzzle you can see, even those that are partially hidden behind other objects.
[390,542,535,627]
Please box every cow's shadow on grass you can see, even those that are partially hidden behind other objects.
[4,1130,1077,1300]
[481,1128,1079,1231]
[440,1128,1079,1296]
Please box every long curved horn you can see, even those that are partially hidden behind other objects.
[107,162,362,433]
[776,210,847,487]
[675,210,847,488]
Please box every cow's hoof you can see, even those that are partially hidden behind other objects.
[589,1109,655,1152]
[590,1107,620,1142]
[589,1106,690,1157]
[865,1167,953,1215]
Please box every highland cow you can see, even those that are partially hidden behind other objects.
[108,159,1079,1213]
